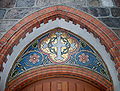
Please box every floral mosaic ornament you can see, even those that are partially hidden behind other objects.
[8,28,111,82]
[79,53,89,63]
[29,54,40,64]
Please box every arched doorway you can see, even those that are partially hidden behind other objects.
[0,5,119,91]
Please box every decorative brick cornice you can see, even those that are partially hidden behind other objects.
[0,5,120,80]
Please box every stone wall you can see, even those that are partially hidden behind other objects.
[0,0,120,38]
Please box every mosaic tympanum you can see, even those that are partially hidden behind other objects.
[8,28,111,82]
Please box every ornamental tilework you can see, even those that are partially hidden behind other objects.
[8,28,111,82]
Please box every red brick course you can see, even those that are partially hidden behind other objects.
[0,5,120,80]
[6,65,113,91]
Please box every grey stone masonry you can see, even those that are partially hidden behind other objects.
[5,8,34,19]
[0,0,120,38]
[16,0,35,7]
[36,0,87,7]
[97,8,110,17]
[0,0,16,8]
[0,20,18,32]
[0,9,6,19]
[87,0,101,7]
[0,20,18,38]
[99,18,120,28]
[111,8,120,17]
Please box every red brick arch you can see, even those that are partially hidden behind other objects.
[6,65,113,91]
[0,5,120,80]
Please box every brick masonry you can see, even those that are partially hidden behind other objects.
[0,5,120,82]
[0,0,120,38]
[6,65,113,91]
[0,0,120,84]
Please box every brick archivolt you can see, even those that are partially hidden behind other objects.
[0,5,120,80]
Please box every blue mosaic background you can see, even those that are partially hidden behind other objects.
[8,29,111,81]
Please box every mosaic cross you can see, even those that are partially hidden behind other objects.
[42,32,76,60]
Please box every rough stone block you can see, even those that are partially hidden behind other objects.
[75,7,109,17]
[111,8,120,17]
[0,0,16,8]
[99,18,120,28]
[36,0,50,6]
[87,0,101,7]
[73,0,87,6]
[97,8,110,16]
[16,0,35,7]
[4,8,37,19]
[74,7,110,17]
[0,9,6,19]
[36,0,86,6]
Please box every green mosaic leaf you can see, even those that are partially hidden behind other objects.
[80,41,86,47]
[100,68,107,76]
[11,70,19,77]
[32,40,38,48]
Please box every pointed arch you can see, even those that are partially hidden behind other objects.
[0,5,119,78]
[5,28,113,91]
[0,5,119,91]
